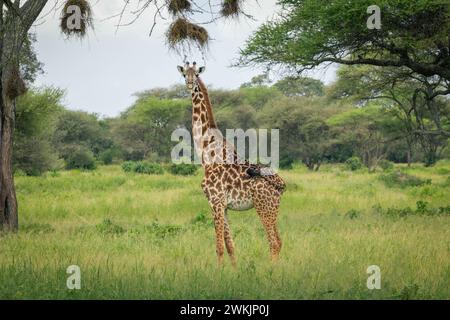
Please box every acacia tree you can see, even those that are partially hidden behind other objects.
[0,0,247,231]
[239,0,450,165]
[240,0,450,81]
[0,0,49,231]
[329,65,450,165]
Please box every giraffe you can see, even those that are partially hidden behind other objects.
[177,62,286,265]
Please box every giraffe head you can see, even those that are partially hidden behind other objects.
[177,62,205,90]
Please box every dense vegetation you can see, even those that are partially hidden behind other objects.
[14,72,450,176]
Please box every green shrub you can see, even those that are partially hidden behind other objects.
[415,200,428,214]
[345,156,363,171]
[66,146,96,170]
[191,211,210,226]
[99,149,114,165]
[379,170,431,188]
[168,163,198,176]
[134,162,164,175]
[122,161,136,173]
[385,206,415,217]
[14,169,27,177]
[378,159,394,171]
[379,201,450,217]
[438,206,450,215]
[121,161,164,175]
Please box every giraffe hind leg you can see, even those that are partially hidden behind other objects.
[257,211,281,261]
[253,186,282,261]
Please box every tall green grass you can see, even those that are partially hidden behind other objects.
[0,163,449,299]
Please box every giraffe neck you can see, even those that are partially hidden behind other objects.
[190,79,241,166]
[191,78,217,129]
[191,78,219,161]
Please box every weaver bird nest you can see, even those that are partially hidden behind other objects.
[166,18,209,51]
[168,0,192,16]
[221,0,242,17]
[6,68,27,100]
[60,0,93,38]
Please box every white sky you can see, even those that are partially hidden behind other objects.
[32,0,336,117]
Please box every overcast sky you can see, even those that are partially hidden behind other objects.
[32,0,336,117]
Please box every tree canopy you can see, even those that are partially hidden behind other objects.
[239,0,450,82]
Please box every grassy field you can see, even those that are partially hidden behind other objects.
[0,162,449,299]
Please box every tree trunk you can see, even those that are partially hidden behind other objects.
[0,0,49,232]
[407,149,411,167]
[0,89,18,231]
[314,162,321,171]
[304,158,314,171]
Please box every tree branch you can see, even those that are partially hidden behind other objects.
[19,0,48,35]
[315,57,450,81]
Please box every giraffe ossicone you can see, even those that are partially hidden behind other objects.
[176,63,286,264]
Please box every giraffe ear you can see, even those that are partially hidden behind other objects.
[198,66,205,74]
[177,65,184,74]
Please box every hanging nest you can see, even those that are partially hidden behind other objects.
[166,18,209,50]
[221,0,242,18]
[168,0,192,16]
[60,0,93,38]
[6,68,27,100]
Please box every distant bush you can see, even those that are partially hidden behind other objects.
[14,169,27,177]
[378,159,394,171]
[134,162,164,175]
[122,161,135,173]
[379,201,450,217]
[279,155,294,170]
[99,149,114,165]
[379,170,431,188]
[345,156,363,171]
[168,163,198,176]
[65,146,96,170]
[121,161,164,175]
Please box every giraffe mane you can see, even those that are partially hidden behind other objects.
[197,78,217,129]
